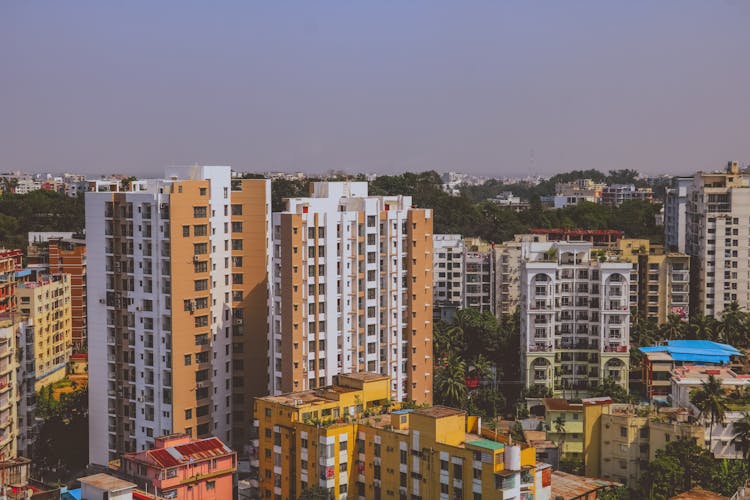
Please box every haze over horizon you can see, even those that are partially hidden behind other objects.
[2,1,750,178]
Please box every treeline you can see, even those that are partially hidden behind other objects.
[266,171,664,243]
[0,190,84,249]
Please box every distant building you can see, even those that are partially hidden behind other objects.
[463,237,495,314]
[617,239,690,324]
[664,176,692,253]
[553,179,606,208]
[495,234,548,317]
[120,434,236,500]
[489,191,529,211]
[529,228,623,248]
[432,234,464,321]
[685,161,750,317]
[600,184,653,206]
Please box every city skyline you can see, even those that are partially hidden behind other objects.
[3,1,750,177]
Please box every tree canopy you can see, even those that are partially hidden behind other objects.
[0,190,84,249]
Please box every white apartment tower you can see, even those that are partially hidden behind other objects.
[87,167,272,464]
[432,234,464,322]
[520,241,631,397]
[271,182,433,404]
[664,177,692,253]
[685,161,750,317]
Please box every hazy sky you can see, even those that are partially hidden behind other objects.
[2,1,750,177]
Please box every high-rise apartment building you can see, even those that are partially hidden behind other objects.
[617,239,690,324]
[432,234,464,321]
[685,161,750,317]
[86,166,271,464]
[253,374,549,500]
[0,251,21,459]
[494,234,548,317]
[664,177,692,253]
[520,241,631,397]
[16,273,72,390]
[271,182,433,404]
[462,237,495,315]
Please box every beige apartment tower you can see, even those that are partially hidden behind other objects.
[271,182,433,404]
[686,161,750,317]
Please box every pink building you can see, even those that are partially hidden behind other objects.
[120,434,236,500]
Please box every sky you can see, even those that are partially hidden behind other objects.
[2,1,750,178]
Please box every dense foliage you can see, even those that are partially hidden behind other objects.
[433,309,521,418]
[266,170,664,243]
[0,190,84,249]
[32,387,89,483]
[640,439,748,499]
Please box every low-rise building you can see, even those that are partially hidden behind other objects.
[670,365,750,459]
[600,184,653,206]
[639,340,742,401]
[119,434,236,499]
[253,373,550,499]
[543,399,584,460]
[528,229,623,248]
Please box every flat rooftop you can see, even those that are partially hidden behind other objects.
[641,340,741,364]
[79,473,135,492]
[339,372,390,382]
[672,365,750,386]
[413,405,466,419]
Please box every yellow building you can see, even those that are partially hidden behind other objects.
[543,398,584,459]
[253,373,549,500]
[582,402,704,486]
[17,273,72,390]
[618,239,690,324]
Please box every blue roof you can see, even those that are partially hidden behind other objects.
[16,269,31,278]
[640,340,741,364]
[62,490,81,500]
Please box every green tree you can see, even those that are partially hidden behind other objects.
[435,355,467,408]
[589,377,631,403]
[659,313,686,341]
[689,313,716,340]
[298,486,334,500]
[731,412,750,462]
[690,374,728,451]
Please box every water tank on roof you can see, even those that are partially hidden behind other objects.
[505,445,521,471]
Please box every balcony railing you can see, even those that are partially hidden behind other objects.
[604,345,628,353]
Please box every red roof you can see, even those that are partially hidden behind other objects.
[125,437,233,469]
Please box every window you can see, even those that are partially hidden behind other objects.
[184,354,191,366]
[232,239,243,250]
[620,426,627,438]
[185,409,192,419]
[194,224,207,236]
[194,260,208,273]
[193,206,207,218]
[194,243,208,255]
[206,481,215,490]
[182,225,190,237]
[232,221,243,233]
[199,187,207,196]
[194,279,208,291]
[231,204,242,216]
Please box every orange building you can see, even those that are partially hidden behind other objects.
[48,238,87,350]
[120,434,236,500]
[0,249,22,318]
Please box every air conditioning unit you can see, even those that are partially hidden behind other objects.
[193,255,200,262]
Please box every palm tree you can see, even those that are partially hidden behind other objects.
[435,355,467,407]
[691,374,729,452]
[716,301,749,347]
[660,313,686,341]
[689,313,715,341]
[553,415,567,453]
[731,412,750,462]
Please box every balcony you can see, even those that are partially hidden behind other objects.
[529,344,553,352]
[604,345,628,353]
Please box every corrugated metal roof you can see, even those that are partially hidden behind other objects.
[640,340,741,364]
[132,437,232,469]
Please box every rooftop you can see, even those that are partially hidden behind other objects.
[79,473,135,492]
[550,470,621,500]
[338,372,390,382]
[641,340,741,364]
[670,486,728,500]
[543,398,583,412]
[671,365,750,386]
[413,405,466,419]
[465,438,505,451]
[122,437,233,469]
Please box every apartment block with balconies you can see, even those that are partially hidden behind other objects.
[270,182,433,404]
[521,241,631,397]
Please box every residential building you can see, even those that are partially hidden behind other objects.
[16,273,72,390]
[495,234,547,317]
[86,166,272,464]
[685,161,750,317]
[600,184,653,206]
[671,365,750,459]
[529,229,623,248]
[549,470,621,500]
[463,237,495,315]
[521,241,631,397]
[271,182,433,404]
[489,192,529,212]
[639,340,742,401]
[119,434,236,499]
[0,251,22,460]
[552,179,605,208]
[433,234,464,321]
[0,457,62,499]
[27,235,88,350]
[664,177,692,253]
[617,239,690,324]
[582,402,704,485]
[543,398,584,460]
[253,373,550,500]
